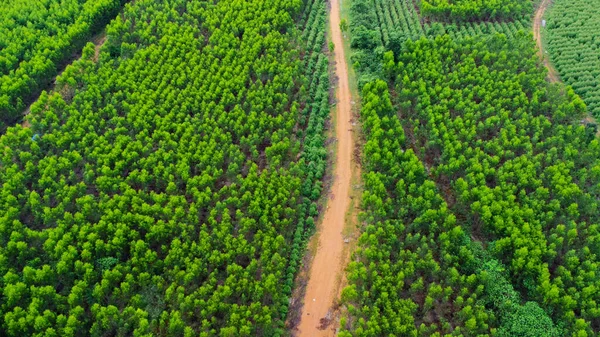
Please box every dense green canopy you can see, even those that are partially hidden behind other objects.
[391,34,597,335]
[0,0,126,132]
[546,0,600,118]
[0,0,330,335]
[421,0,531,22]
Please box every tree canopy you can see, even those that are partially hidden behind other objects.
[0,0,331,335]
[0,0,127,132]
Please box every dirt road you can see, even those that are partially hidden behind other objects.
[533,0,560,83]
[296,0,354,335]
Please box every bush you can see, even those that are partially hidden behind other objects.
[497,302,559,337]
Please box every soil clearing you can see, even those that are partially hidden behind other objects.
[295,0,355,335]
[533,0,560,83]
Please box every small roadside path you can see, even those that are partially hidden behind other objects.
[533,0,560,83]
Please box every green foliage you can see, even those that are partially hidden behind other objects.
[393,33,600,335]
[372,0,424,46]
[349,0,384,80]
[497,302,559,337]
[341,76,558,337]
[351,25,381,50]
[340,19,349,32]
[96,257,118,271]
[546,0,600,118]
[473,245,559,336]
[420,0,531,22]
[423,19,530,40]
[0,0,331,335]
[348,0,529,81]
[339,80,499,336]
[344,0,599,332]
[0,0,127,132]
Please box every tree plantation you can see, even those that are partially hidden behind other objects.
[341,0,600,335]
[0,0,127,132]
[394,34,597,335]
[420,0,531,22]
[2,0,600,335]
[545,0,600,118]
[0,0,330,335]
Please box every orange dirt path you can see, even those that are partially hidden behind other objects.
[296,0,354,335]
[533,0,559,83]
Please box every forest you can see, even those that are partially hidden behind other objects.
[0,0,126,132]
[0,0,330,335]
[2,0,600,335]
[341,0,600,335]
[420,0,531,22]
[370,0,530,44]
[545,0,600,118]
